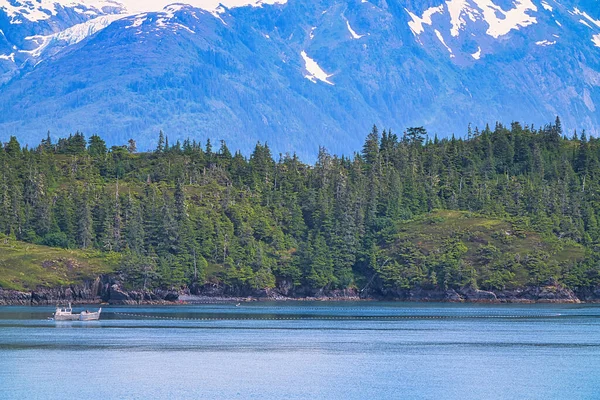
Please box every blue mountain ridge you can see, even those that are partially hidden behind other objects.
[0,0,599,158]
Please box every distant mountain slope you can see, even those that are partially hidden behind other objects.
[0,0,599,157]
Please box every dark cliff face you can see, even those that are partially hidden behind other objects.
[360,280,582,303]
[0,277,105,305]
[0,275,593,305]
[1,0,600,158]
[0,276,180,305]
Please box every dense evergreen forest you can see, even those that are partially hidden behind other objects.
[1,118,600,296]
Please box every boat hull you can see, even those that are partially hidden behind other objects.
[53,314,80,321]
[78,310,101,321]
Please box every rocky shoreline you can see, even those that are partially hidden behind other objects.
[1,276,598,305]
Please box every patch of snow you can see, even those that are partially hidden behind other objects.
[443,0,537,39]
[573,8,600,49]
[156,18,167,28]
[173,22,194,33]
[541,1,552,12]
[264,33,270,39]
[471,46,481,59]
[301,50,334,85]
[21,13,125,58]
[0,52,15,62]
[406,5,443,36]
[210,6,228,25]
[19,35,51,58]
[446,0,466,37]
[164,4,184,15]
[555,20,562,27]
[572,8,600,28]
[127,14,147,28]
[434,29,454,57]
[446,0,479,37]
[473,0,538,39]
[572,7,600,48]
[310,26,316,40]
[346,20,365,39]
[154,3,188,28]
[536,40,556,46]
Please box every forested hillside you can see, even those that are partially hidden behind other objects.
[1,119,599,298]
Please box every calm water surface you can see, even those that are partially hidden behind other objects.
[1,302,599,399]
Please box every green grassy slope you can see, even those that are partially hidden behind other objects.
[377,210,586,291]
[0,236,119,291]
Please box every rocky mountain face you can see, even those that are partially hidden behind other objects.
[0,0,599,157]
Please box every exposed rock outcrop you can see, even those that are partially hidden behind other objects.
[0,277,181,305]
[0,277,594,305]
[0,288,32,305]
[495,280,580,303]
[362,280,581,303]
[574,287,600,302]
[460,287,498,302]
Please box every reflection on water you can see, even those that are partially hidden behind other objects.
[1,302,599,399]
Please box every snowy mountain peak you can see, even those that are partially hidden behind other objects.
[1,0,600,158]
[0,0,288,25]
[0,0,124,23]
[0,0,289,83]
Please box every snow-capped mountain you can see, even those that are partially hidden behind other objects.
[0,0,285,83]
[0,0,599,157]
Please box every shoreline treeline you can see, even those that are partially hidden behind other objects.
[1,118,599,293]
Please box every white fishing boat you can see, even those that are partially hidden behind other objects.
[52,303,102,321]
[79,308,102,321]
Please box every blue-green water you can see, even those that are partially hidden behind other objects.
[1,302,600,399]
